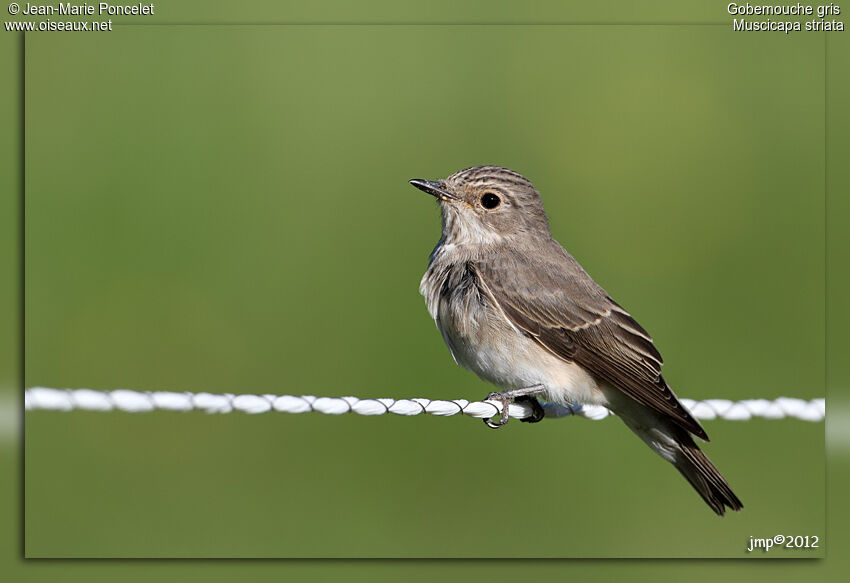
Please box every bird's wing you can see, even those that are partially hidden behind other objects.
[474,244,708,441]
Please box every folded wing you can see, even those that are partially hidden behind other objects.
[475,244,708,441]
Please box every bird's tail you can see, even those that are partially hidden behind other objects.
[671,436,743,516]
[618,413,743,516]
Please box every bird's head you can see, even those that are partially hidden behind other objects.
[409,165,551,247]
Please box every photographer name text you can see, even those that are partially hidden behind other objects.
[17,2,153,16]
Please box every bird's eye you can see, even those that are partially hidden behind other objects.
[480,192,501,209]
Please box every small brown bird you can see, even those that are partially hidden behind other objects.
[410,165,743,515]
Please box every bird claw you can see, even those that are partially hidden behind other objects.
[516,395,545,423]
[483,392,511,429]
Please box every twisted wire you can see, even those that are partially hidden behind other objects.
[23,387,825,422]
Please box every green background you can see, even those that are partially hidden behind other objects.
[2,0,846,576]
[22,23,824,557]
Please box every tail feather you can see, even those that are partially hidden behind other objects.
[615,405,744,516]
[674,438,743,516]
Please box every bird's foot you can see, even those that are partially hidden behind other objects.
[482,386,546,428]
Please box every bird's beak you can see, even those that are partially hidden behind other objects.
[408,179,460,202]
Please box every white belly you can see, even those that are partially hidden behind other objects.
[437,301,607,407]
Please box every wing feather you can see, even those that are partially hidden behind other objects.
[475,245,708,441]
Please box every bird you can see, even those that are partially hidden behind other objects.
[409,165,743,516]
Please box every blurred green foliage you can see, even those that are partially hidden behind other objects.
[15,17,827,561]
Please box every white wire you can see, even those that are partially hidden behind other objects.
[23,387,825,422]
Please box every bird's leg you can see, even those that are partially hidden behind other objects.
[484,385,546,428]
